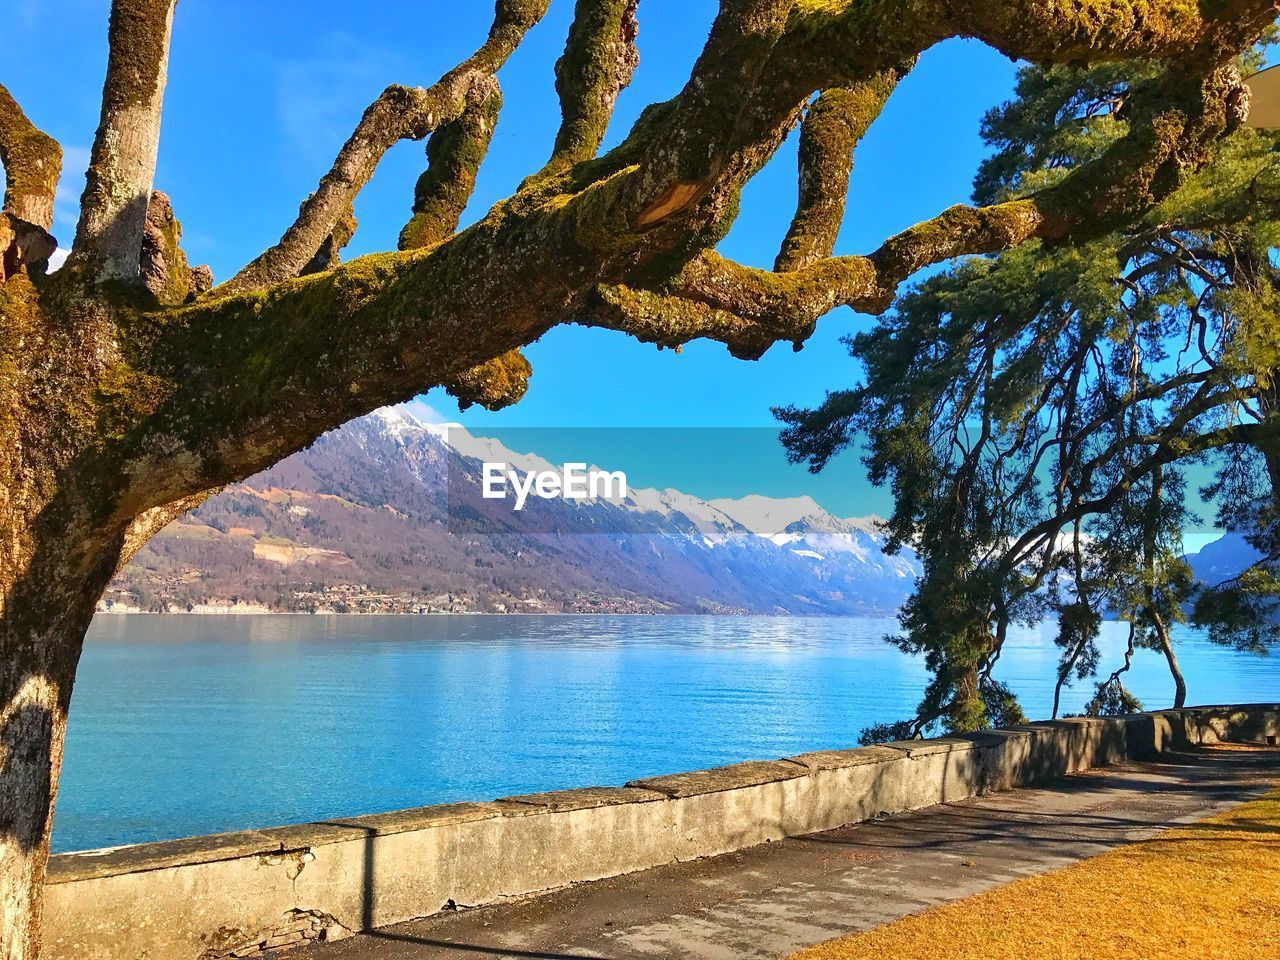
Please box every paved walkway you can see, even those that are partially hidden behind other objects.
[296,746,1278,960]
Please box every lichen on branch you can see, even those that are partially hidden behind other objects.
[544,0,640,177]
[776,68,909,271]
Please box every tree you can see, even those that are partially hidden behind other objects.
[779,39,1280,742]
[2,1,1276,955]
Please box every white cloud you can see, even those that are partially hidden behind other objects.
[47,248,69,272]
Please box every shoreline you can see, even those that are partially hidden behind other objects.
[92,606,870,618]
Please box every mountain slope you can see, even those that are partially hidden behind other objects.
[1186,531,1265,587]
[106,408,920,615]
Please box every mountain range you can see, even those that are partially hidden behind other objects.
[104,408,920,615]
[104,406,1263,616]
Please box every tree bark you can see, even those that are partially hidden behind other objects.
[72,0,177,283]
[947,659,986,734]
[0,530,121,960]
[0,84,62,232]
[0,270,136,960]
[1151,609,1188,709]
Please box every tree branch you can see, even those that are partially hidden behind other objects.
[776,70,906,271]
[94,0,1276,526]
[582,251,881,359]
[223,0,551,294]
[543,0,639,178]
[300,199,357,275]
[948,0,1279,62]
[72,0,177,283]
[0,83,62,232]
[399,78,502,251]
[586,59,1254,362]
[581,282,783,360]
[870,63,1252,279]
[141,41,1249,470]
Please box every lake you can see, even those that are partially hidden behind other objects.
[53,614,1279,853]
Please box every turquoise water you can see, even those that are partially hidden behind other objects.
[53,614,1279,853]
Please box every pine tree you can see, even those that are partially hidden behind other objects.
[780,42,1280,740]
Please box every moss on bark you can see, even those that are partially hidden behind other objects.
[400,81,502,251]
[0,84,62,231]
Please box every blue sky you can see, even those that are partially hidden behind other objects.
[10,1,1029,516]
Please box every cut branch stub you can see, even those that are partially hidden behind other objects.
[444,349,532,410]
[0,83,62,232]
[139,191,212,304]
[0,214,57,284]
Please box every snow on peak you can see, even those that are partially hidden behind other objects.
[708,494,830,535]
[365,406,892,545]
[369,406,554,473]
[369,405,425,437]
[626,486,744,533]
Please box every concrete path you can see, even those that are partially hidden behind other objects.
[296,746,1278,960]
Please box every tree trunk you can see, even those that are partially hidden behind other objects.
[1142,466,1187,710]
[0,514,122,960]
[1151,610,1188,709]
[1,637,74,960]
[947,659,986,733]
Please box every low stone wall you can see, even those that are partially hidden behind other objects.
[45,704,1280,960]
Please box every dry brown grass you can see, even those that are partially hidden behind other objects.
[790,781,1280,960]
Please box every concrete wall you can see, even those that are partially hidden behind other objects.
[44,704,1280,960]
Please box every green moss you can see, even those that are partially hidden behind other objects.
[445,349,532,410]
[549,0,639,169]
[495,0,552,31]
[400,84,502,251]
[138,191,208,305]
[91,361,175,440]
[0,84,62,222]
[103,0,175,109]
[777,72,904,270]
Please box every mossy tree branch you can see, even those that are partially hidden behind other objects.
[71,0,177,283]
[542,0,640,177]
[399,78,503,251]
[0,84,62,232]
[224,0,552,294]
[112,28,1265,518]
[584,59,1256,361]
[776,70,907,271]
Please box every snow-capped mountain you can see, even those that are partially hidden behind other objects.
[105,406,920,615]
